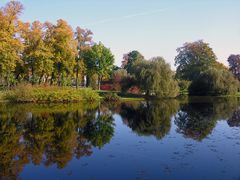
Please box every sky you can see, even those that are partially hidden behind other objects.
[1,0,240,69]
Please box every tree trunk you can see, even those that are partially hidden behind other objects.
[86,75,90,87]
[45,75,49,85]
[76,68,79,89]
[38,71,44,85]
[57,63,62,86]
[146,90,150,97]
[50,72,54,86]
[98,75,102,90]
[6,75,10,89]
[57,72,61,86]
[31,66,34,85]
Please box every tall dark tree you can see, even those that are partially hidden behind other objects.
[122,50,144,74]
[175,40,217,81]
[228,54,240,80]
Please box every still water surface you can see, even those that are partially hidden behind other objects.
[0,97,240,179]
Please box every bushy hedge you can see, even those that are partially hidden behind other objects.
[5,84,100,103]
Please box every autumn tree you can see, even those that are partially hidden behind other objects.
[0,1,23,87]
[21,21,53,84]
[49,19,77,86]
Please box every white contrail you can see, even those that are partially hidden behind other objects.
[84,8,167,26]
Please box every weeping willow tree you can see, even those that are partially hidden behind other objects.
[132,57,179,98]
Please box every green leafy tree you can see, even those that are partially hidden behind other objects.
[189,66,239,96]
[74,27,93,88]
[82,42,114,89]
[122,50,144,74]
[133,57,179,98]
[175,40,217,81]
[177,80,191,93]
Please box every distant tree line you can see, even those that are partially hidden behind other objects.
[114,41,240,97]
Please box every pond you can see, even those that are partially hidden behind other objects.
[0,97,240,179]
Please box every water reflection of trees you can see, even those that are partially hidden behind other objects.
[118,96,240,142]
[0,103,115,179]
[1,97,240,178]
[119,100,180,139]
[175,97,240,140]
[228,108,240,127]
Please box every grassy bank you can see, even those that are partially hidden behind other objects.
[3,85,100,103]
[0,87,144,103]
[97,90,145,101]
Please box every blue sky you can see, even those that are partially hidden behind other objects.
[1,0,240,68]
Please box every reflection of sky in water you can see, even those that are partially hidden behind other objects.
[20,112,240,180]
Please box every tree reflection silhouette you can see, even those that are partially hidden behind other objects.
[0,103,115,179]
[228,108,240,127]
[175,97,240,140]
[0,98,240,179]
[83,113,115,148]
[120,100,180,139]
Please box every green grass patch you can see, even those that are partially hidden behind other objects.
[5,84,100,103]
[96,90,145,101]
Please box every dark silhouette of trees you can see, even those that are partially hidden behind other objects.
[228,54,240,80]
[119,100,179,139]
